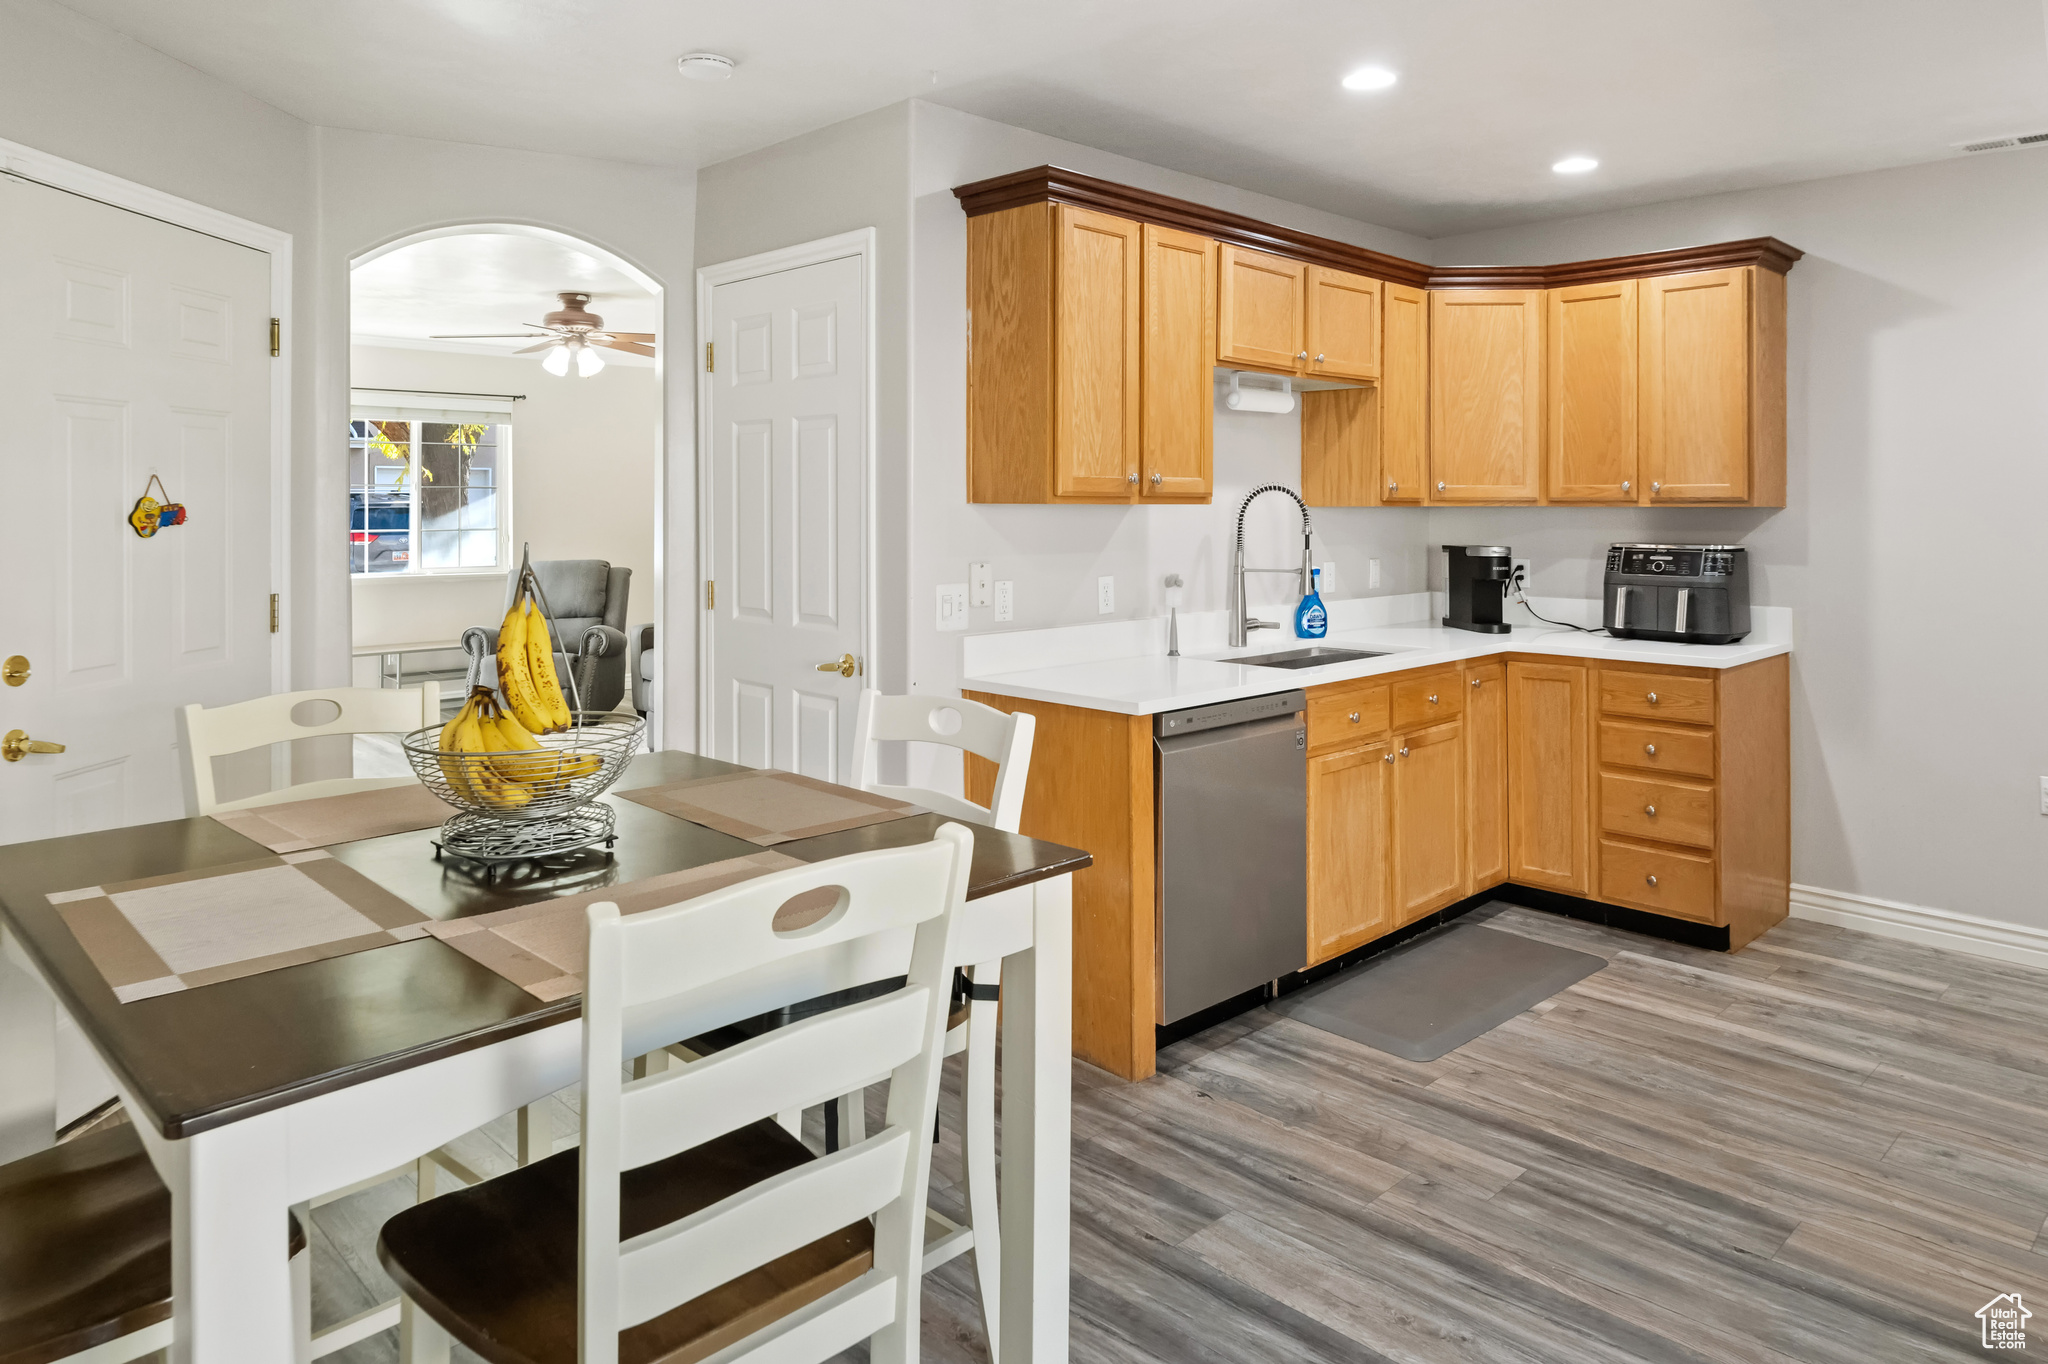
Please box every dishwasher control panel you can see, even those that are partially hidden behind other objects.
[1155,689,1307,737]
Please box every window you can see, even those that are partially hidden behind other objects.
[348,418,510,576]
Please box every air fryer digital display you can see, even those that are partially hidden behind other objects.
[1605,547,1739,578]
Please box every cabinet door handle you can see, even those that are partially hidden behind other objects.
[1645,804,1657,817]
[1437,481,1446,493]
[1399,746,1409,757]
[1296,350,1308,361]
[1349,711,1361,723]
[1383,751,1396,764]
[1126,472,1138,484]
[1427,694,1438,705]
[1644,743,1657,757]
[1646,691,1658,705]
[1315,353,1325,363]
[1646,873,1659,887]
[1150,472,1163,485]
[1387,480,1398,494]
[1622,480,1631,493]
[1471,678,1482,688]
[1651,481,1662,494]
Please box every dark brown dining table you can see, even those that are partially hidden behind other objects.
[0,750,1088,1364]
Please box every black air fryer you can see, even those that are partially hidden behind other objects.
[1603,544,1751,644]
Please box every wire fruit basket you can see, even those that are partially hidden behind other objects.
[399,545,645,867]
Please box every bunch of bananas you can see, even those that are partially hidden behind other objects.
[432,590,602,808]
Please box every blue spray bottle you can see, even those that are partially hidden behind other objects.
[1295,566,1328,638]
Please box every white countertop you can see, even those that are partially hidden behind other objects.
[961,601,1791,717]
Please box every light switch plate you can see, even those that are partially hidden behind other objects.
[1368,558,1381,589]
[1097,576,1114,615]
[2040,776,2048,815]
[1319,561,1336,592]
[969,562,993,607]
[994,580,1014,622]
[937,583,968,632]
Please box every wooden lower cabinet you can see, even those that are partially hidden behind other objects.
[1392,720,1466,925]
[1507,661,1590,893]
[1307,739,1392,964]
[1465,662,1508,891]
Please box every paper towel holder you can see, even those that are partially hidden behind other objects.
[1224,371,1296,414]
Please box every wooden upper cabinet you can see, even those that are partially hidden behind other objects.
[1429,290,1542,502]
[1547,279,1638,502]
[1307,738,1393,964]
[1140,225,1215,501]
[1507,661,1589,894]
[1380,282,1430,503]
[1300,386,1376,507]
[1216,245,1305,372]
[1641,266,1759,504]
[1053,205,1142,498]
[1303,267,1381,381]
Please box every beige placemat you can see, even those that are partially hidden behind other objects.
[615,769,924,846]
[425,851,811,1001]
[210,782,456,853]
[51,851,434,1003]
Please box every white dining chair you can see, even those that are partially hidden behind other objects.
[377,823,974,1364]
[176,683,440,816]
[846,688,1035,1360]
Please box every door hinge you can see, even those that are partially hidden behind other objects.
[269,318,281,357]
[704,342,713,373]
[268,593,280,633]
[705,580,715,610]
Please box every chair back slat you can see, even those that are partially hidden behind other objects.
[177,684,438,815]
[619,987,928,1171]
[577,824,972,1361]
[851,691,1036,833]
[617,1128,910,1329]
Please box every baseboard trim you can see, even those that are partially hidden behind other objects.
[1790,884,2048,971]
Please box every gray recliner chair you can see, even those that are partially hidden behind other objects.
[628,623,655,718]
[462,561,632,713]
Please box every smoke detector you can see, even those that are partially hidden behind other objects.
[1955,130,2048,154]
[678,52,735,82]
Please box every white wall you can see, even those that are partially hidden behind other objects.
[311,129,696,745]
[905,102,1438,783]
[347,345,660,650]
[1430,149,2048,931]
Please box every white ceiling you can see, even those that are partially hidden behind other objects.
[350,233,657,362]
[59,0,2048,235]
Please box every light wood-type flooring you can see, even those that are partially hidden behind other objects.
[207,902,2047,1363]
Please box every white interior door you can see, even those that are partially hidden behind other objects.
[0,174,275,844]
[706,253,867,781]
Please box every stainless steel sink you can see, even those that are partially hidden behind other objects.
[1230,646,1391,670]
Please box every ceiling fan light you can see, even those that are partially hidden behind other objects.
[541,344,572,377]
[576,345,606,377]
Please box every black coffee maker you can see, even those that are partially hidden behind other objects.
[1442,545,1513,634]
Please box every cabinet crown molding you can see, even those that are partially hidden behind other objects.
[952,165,1803,291]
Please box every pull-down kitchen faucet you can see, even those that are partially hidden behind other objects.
[1231,483,1314,647]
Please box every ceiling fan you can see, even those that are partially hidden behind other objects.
[432,292,655,377]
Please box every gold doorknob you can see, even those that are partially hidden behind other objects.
[1,656,27,687]
[2,730,65,762]
[814,653,859,678]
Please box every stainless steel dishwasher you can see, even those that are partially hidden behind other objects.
[1155,689,1308,1024]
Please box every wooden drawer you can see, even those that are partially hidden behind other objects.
[1599,720,1715,779]
[1392,670,1464,731]
[1600,839,1716,922]
[1306,680,1389,754]
[1601,772,1714,849]
[1600,669,1714,725]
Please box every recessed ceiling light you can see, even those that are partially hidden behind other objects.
[677,52,735,82]
[1552,155,1599,174]
[1341,66,1398,92]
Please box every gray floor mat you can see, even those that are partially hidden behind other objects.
[1269,921,1605,1061]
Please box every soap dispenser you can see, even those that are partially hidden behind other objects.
[1295,566,1328,639]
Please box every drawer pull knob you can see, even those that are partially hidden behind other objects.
[1646,874,1658,888]
[1428,694,1439,705]
[1471,678,1482,688]
[1645,743,1657,757]
[1645,804,1657,817]
[1646,691,1659,704]
[1349,711,1361,723]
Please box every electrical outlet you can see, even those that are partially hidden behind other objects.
[969,562,993,607]
[1368,557,1381,589]
[1097,576,1115,615]
[936,583,968,632]
[1319,561,1336,592]
[994,580,1014,622]
[1512,558,1531,595]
